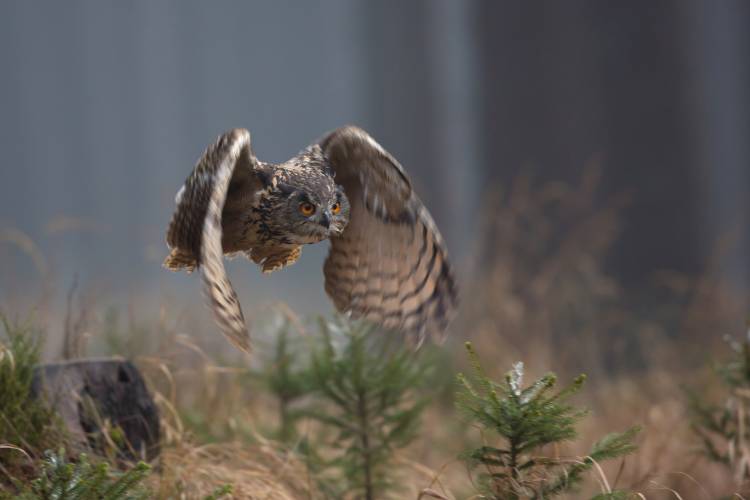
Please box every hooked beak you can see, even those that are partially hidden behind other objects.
[319,211,331,229]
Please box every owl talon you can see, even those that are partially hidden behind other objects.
[248,246,302,274]
[163,248,197,272]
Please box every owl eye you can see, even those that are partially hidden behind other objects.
[331,202,341,215]
[299,202,316,216]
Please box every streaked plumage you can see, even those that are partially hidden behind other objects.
[164,126,457,352]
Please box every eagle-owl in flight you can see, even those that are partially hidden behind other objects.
[164,126,457,353]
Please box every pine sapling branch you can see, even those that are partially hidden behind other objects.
[687,321,750,489]
[304,317,433,499]
[457,342,639,499]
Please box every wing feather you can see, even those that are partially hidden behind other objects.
[320,126,458,346]
[165,129,261,353]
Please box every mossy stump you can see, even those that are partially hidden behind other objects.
[31,358,160,462]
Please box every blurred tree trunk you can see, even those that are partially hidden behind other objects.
[362,0,479,259]
[475,0,749,290]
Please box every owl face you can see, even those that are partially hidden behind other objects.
[264,173,350,245]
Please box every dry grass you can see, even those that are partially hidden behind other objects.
[428,166,748,498]
[153,440,317,499]
[2,166,749,498]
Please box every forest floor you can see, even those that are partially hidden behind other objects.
[1,170,748,499]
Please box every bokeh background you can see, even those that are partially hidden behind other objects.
[1,1,750,496]
[2,0,747,315]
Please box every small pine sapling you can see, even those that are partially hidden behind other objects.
[457,342,639,499]
[0,317,64,471]
[687,322,750,489]
[306,318,433,500]
[9,449,150,500]
[262,320,312,442]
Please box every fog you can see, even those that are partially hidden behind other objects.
[1,1,748,323]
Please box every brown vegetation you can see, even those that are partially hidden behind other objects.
[1,167,748,498]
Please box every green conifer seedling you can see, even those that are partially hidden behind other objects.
[0,316,63,469]
[687,322,750,492]
[263,320,312,443]
[457,342,639,499]
[305,318,433,500]
[10,449,150,500]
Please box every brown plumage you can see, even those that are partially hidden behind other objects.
[164,126,458,352]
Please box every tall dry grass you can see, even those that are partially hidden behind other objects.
[2,167,748,498]
[451,166,749,498]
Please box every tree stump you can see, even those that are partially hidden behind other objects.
[32,358,160,461]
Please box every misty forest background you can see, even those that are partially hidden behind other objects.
[1,1,750,498]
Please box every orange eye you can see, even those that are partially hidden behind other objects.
[331,202,341,215]
[299,202,315,216]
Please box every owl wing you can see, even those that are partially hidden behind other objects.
[165,129,263,354]
[319,126,458,346]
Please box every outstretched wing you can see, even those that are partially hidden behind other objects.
[165,129,263,353]
[319,126,458,346]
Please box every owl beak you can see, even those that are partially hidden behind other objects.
[319,212,331,229]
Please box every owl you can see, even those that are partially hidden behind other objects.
[164,126,457,353]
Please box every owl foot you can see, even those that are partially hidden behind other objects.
[163,248,197,272]
[248,245,302,274]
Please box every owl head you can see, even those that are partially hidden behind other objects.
[260,149,350,245]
